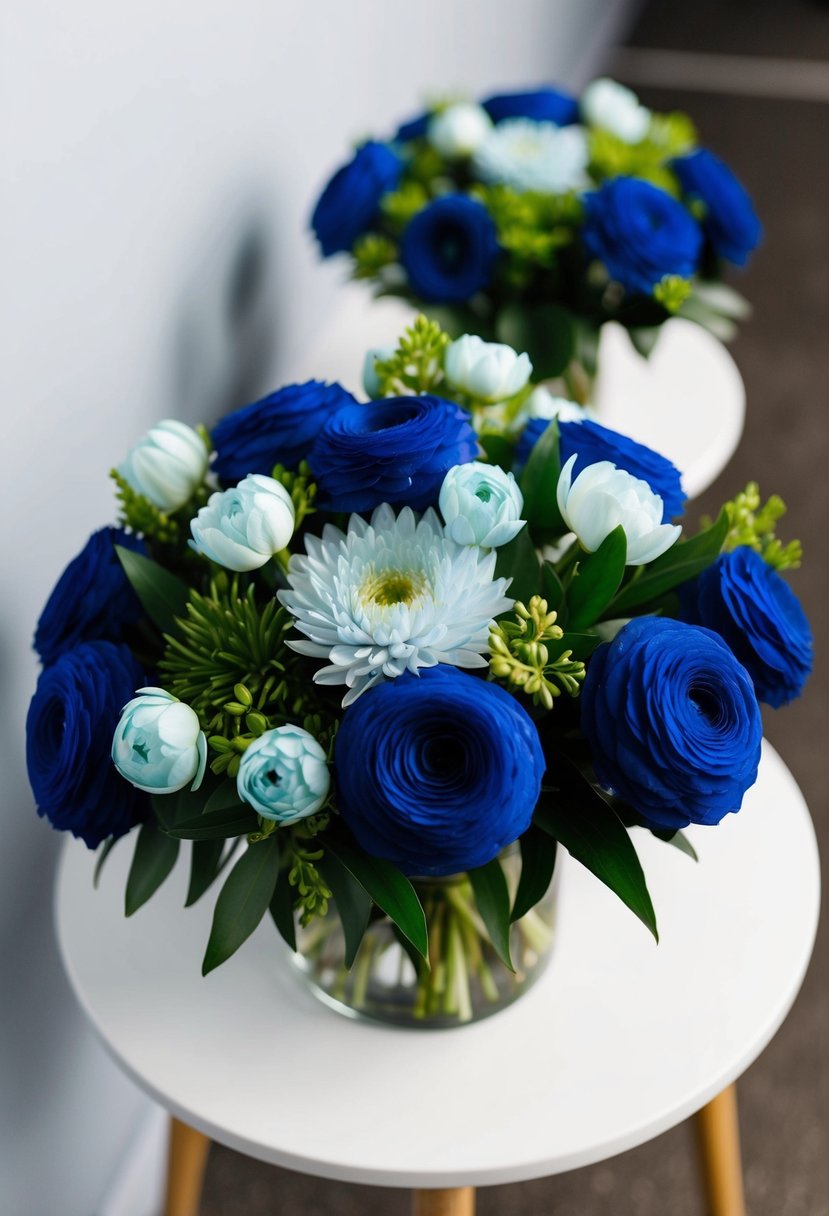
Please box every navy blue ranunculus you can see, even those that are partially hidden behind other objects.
[26,641,148,848]
[335,666,546,876]
[580,617,762,831]
[309,394,478,513]
[673,148,762,266]
[394,111,430,143]
[311,140,403,258]
[688,547,812,708]
[212,381,357,480]
[34,527,146,667]
[481,87,579,127]
[400,194,500,303]
[583,178,703,296]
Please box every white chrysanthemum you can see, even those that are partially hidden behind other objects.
[278,504,513,706]
[473,119,589,194]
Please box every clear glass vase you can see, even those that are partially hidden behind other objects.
[290,848,559,1028]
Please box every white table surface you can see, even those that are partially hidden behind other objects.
[287,291,745,503]
[55,741,819,1189]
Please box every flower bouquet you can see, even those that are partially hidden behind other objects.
[311,78,761,402]
[28,317,810,1027]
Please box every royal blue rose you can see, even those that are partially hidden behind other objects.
[580,617,762,830]
[26,641,148,848]
[481,87,579,127]
[400,195,500,303]
[212,380,357,480]
[34,527,146,667]
[583,178,703,296]
[674,149,762,266]
[311,140,403,258]
[335,666,545,875]
[688,547,812,708]
[309,394,478,513]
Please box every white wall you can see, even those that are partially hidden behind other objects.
[0,2,633,1211]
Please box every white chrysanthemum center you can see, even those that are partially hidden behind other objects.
[360,566,428,607]
[278,504,513,706]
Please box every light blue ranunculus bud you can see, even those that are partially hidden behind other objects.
[581,78,651,144]
[439,461,525,548]
[362,345,396,400]
[444,334,532,403]
[118,420,209,512]
[236,725,330,824]
[427,103,493,158]
[111,687,207,794]
[190,474,295,572]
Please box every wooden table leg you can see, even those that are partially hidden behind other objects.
[163,1117,211,1216]
[695,1084,746,1216]
[412,1187,476,1216]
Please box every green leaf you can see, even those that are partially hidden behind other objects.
[185,839,225,907]
[548,631,602,663]
[534,758,658,941]
[125,821,180,916]
[468,857,514,971]
[202,838,281,974]
[318,852,373,968]
[115,545,189,636]
[652,828,698,862]
[269,872,297,951]
[566,526,627,630]
[324,835,428,961]
[606,508,730,618]
[479,431,515,471]
[540,560,565,615]
[151,783,215,831]
[512,827,557,923]
[496,302,576,380]
[202,782,245,815]
[519,419,565,535]
[93,836,119,888]
[628,326,661,359]
[165,805,259,841]
[494,524,540,606]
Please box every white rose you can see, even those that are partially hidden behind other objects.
[444,334,532,403]
[439,461,525,548]
[190,474,295,571]
[581,78,651,144]
[556,455,680,566]
[524,386,589,424]
[427,103,493,158]
[118,419,209,512]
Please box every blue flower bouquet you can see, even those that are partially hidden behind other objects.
[28,317,810,1026]
[311,79,761,402]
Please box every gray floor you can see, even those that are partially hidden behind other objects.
[201,5,829,1212]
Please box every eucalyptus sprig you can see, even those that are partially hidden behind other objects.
[374,314,450,396]
[489,596,586,711]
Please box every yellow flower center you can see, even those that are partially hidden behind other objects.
[361,568,426,607]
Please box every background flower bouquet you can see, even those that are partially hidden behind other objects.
[311,78,761,402]
[28,317,810,1027]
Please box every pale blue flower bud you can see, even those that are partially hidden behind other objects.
[236,725,330,824]
[581,78,651,144]
[111,687,207,794]
[118,420,209,512]
[556,455,680,565]
[362,345,396,399]
[444,334,532,403]
[439,461,525,548]
[190,474,295,571]
[427,103,493,158]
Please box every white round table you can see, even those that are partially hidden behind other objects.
[55,740,818,1202]
[290,292,745,502]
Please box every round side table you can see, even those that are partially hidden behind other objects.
[55,742,819,1216]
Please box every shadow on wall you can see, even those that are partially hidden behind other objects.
[170,195,279,429]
